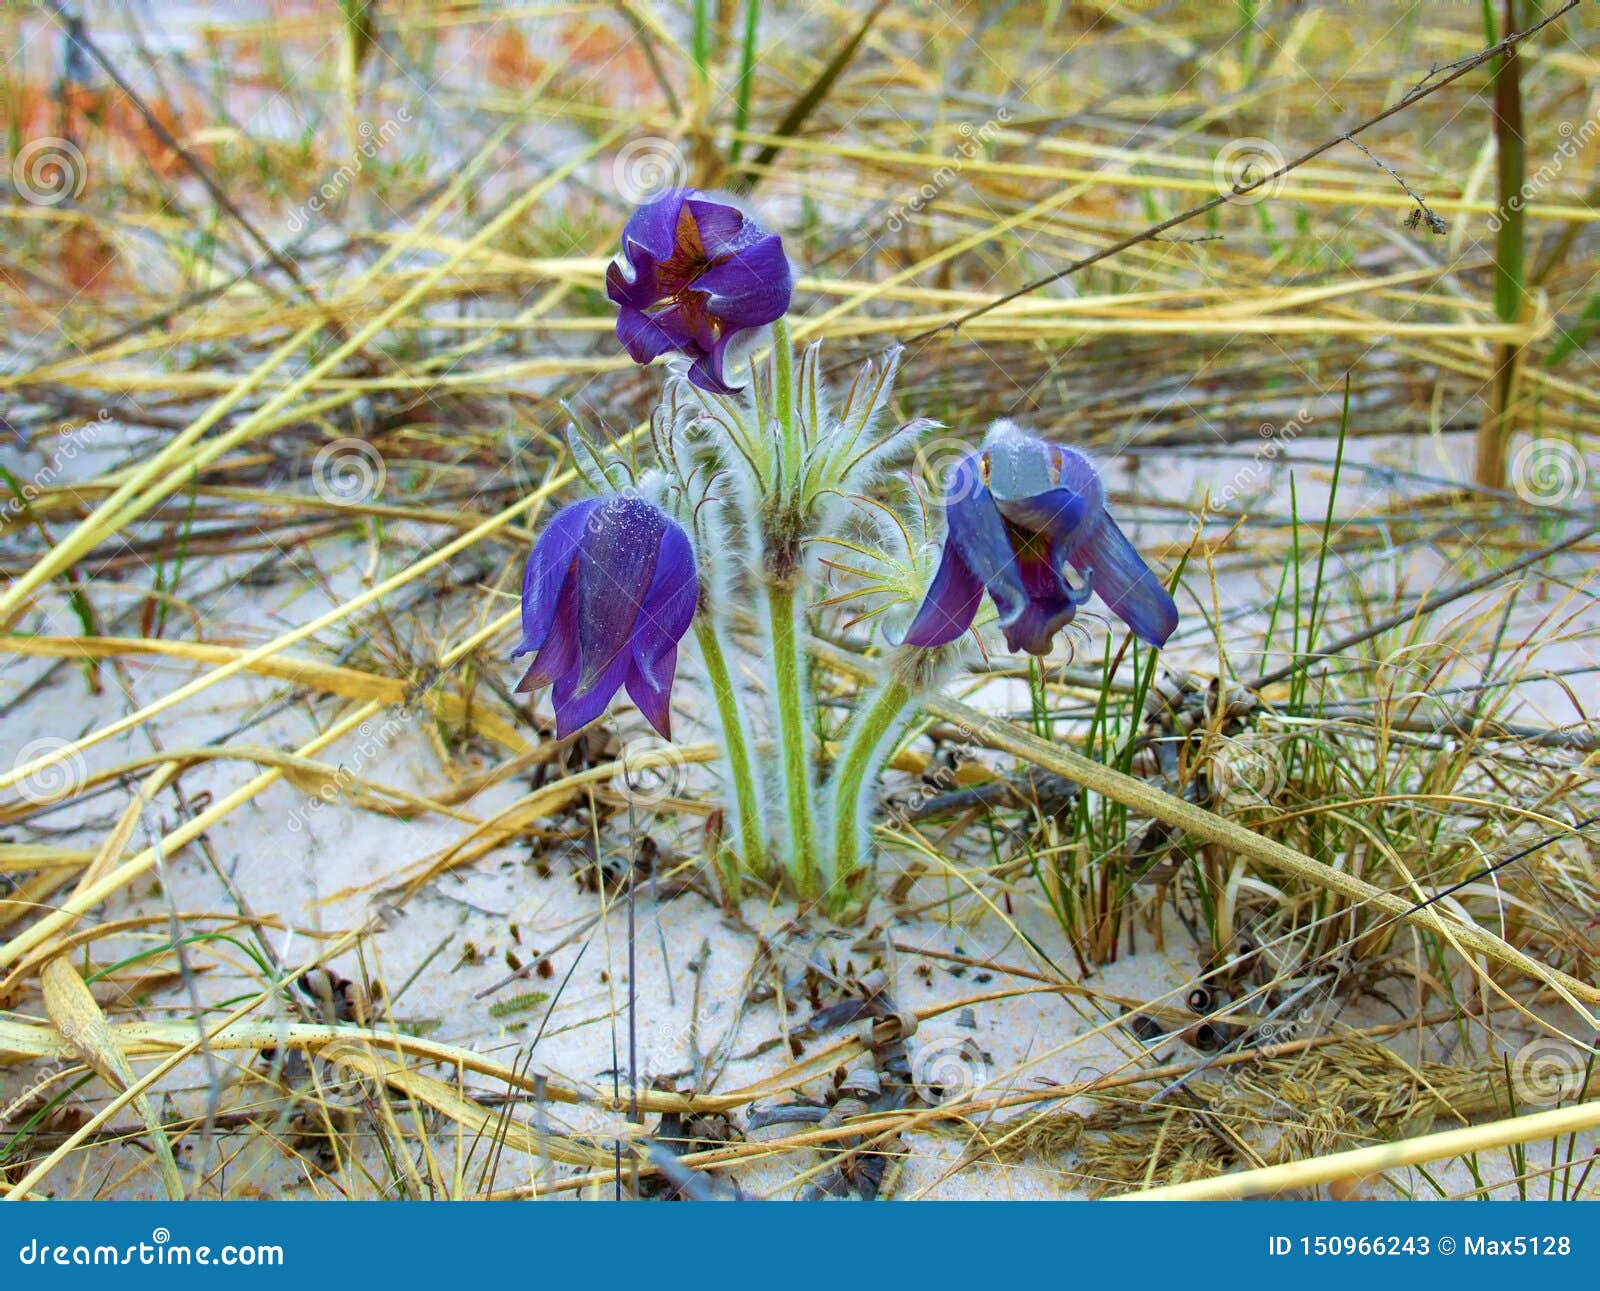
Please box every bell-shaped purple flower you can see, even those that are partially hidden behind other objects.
[905,425,1178,654]
[512,495,698,740]
[605,187,792,395]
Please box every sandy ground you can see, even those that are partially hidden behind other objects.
[2,420,1595,1199]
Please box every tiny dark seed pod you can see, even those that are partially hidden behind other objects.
[1188,986,1214,1012]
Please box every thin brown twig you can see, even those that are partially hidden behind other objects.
[908,0,1582,342]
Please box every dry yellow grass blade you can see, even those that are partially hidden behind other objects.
[0,590,527,803]
[0,742,477,832]
[928,692,1600,1017]
[320,1042,613,1171]
[811,639,1600,1019]
[729,129,1600,224]
[0,591,551,979]
[72,767,176,902]
[1114,1101,1600,1200]
[376,741,720,902]
[39,956,185,1199]
[0,872,79,936]
[0,846,108,874]
[0,599,547,977]
[0,1013,856,1120]
[0,126,624,623]
[0,702,380,977]
[4,0,1595,1204]
[3,912,386,1199]
[0,634,533,755]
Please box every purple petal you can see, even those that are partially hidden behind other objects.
[1065,513,1179,647]
[684,197,751,258]
[981,425,1058,502]
[551,649,633,738]
[616,305,686,366]
[514,499,598,657]
[992,486,1091,541]
[941,467,1031,638]
[991,483,1094,655]
[693,233,793,330]
[999,548,1092,655]
[654,298,717,353]
[630,519,698,691]
[621,188,690,263]
[624,518,696,739]
[516,577,581,693]
[606,256,657,311]
[574,496,667,694]
[687,344,738,394]
[625,650,678,739]
[607,189,690,309]
[1048,444,1108,509]
[997,604,1075,655]
[903,533,983,647]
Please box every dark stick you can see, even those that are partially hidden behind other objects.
[41,1,352,342]
[907,0,1583,343]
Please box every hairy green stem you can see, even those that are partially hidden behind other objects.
[765,582,819,898]
[829,674,915,909]
[806,637,1600,1018]
[693,616,763,897]
[772,317,799,496]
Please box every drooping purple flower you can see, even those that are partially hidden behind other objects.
[512,495,698,739]
[605,187,792,394]
[905,424,1178,654]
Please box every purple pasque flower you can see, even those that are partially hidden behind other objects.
[513,495,698,740]
[605,187,792,395]
[905,423,1178,654]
